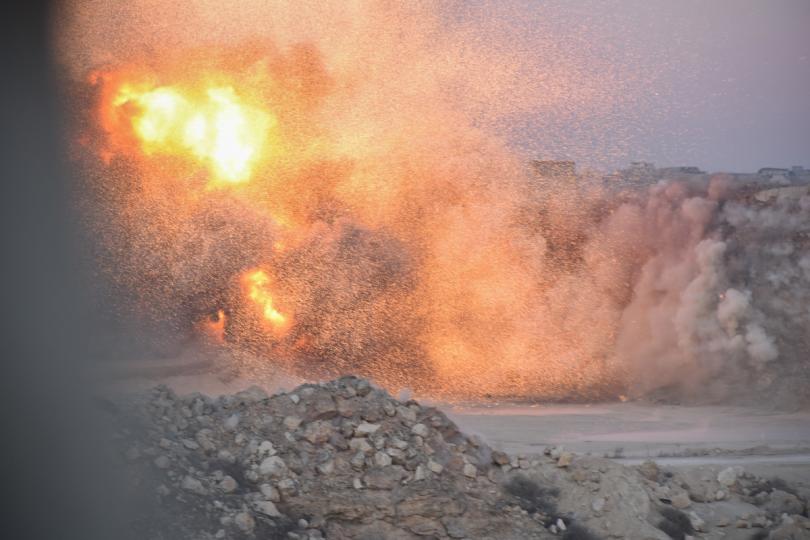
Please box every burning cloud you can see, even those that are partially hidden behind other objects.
[107,82,273,183]
[243,269,289,332]
[56,1,809,405]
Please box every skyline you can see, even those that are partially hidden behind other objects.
[449,1,810,172]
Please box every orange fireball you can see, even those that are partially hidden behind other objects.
[242,268,291,335]
[112,82,274,183]
[90,52,292,188]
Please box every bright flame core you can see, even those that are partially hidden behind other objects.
[112,82,274,183]
[243,269,289,333]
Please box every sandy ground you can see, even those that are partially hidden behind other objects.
[445,402,810,483]
[104,355,810,483]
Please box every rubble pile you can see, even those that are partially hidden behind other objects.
[114,377,809,539]
[634,460,810,539]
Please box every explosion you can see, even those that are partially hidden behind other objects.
[242,268,289,334]
[60,2,627,400]
[113,84,272,183]
[93,63,282,185]
[57,1,809,405]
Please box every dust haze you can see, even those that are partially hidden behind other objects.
[56,0,810,406]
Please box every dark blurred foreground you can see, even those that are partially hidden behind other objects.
[0,3,130,539]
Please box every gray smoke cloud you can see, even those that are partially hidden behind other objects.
[585,176,808,406]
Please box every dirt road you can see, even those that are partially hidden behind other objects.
[447,402,810,482]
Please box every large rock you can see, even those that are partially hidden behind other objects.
[717,466,739,487]
[364,465,407,489]
[554,456,670,540]
[259,455,288,477]
[765,490,805,517]
[303,420,334,444]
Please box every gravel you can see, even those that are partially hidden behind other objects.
[108,375,810,540]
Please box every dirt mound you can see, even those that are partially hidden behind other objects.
[111,376,809,539]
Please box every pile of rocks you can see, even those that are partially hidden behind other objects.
[633,460,810,539]
[117,376,568,539]
[113,376,809,540]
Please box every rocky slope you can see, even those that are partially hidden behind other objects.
[110,376,810,539]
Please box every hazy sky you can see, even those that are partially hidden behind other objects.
[470,0,810,172]
[57,0,809,173]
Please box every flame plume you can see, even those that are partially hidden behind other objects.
[59,0,630,400]
[242,268,290,334]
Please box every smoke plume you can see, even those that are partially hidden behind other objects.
[56,1,809,406]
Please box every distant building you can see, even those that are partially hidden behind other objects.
[791,166,810,186]
[531,160,576,178]
[658,166,705,176]
[612,161,657,185]
[758,167,791,177]
[626,161,656,173]
[604,162,710,190]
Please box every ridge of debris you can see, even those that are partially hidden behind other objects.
[113,376,810,539]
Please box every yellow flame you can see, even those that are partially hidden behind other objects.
[244,269,288,329]
[114,84,273,183]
